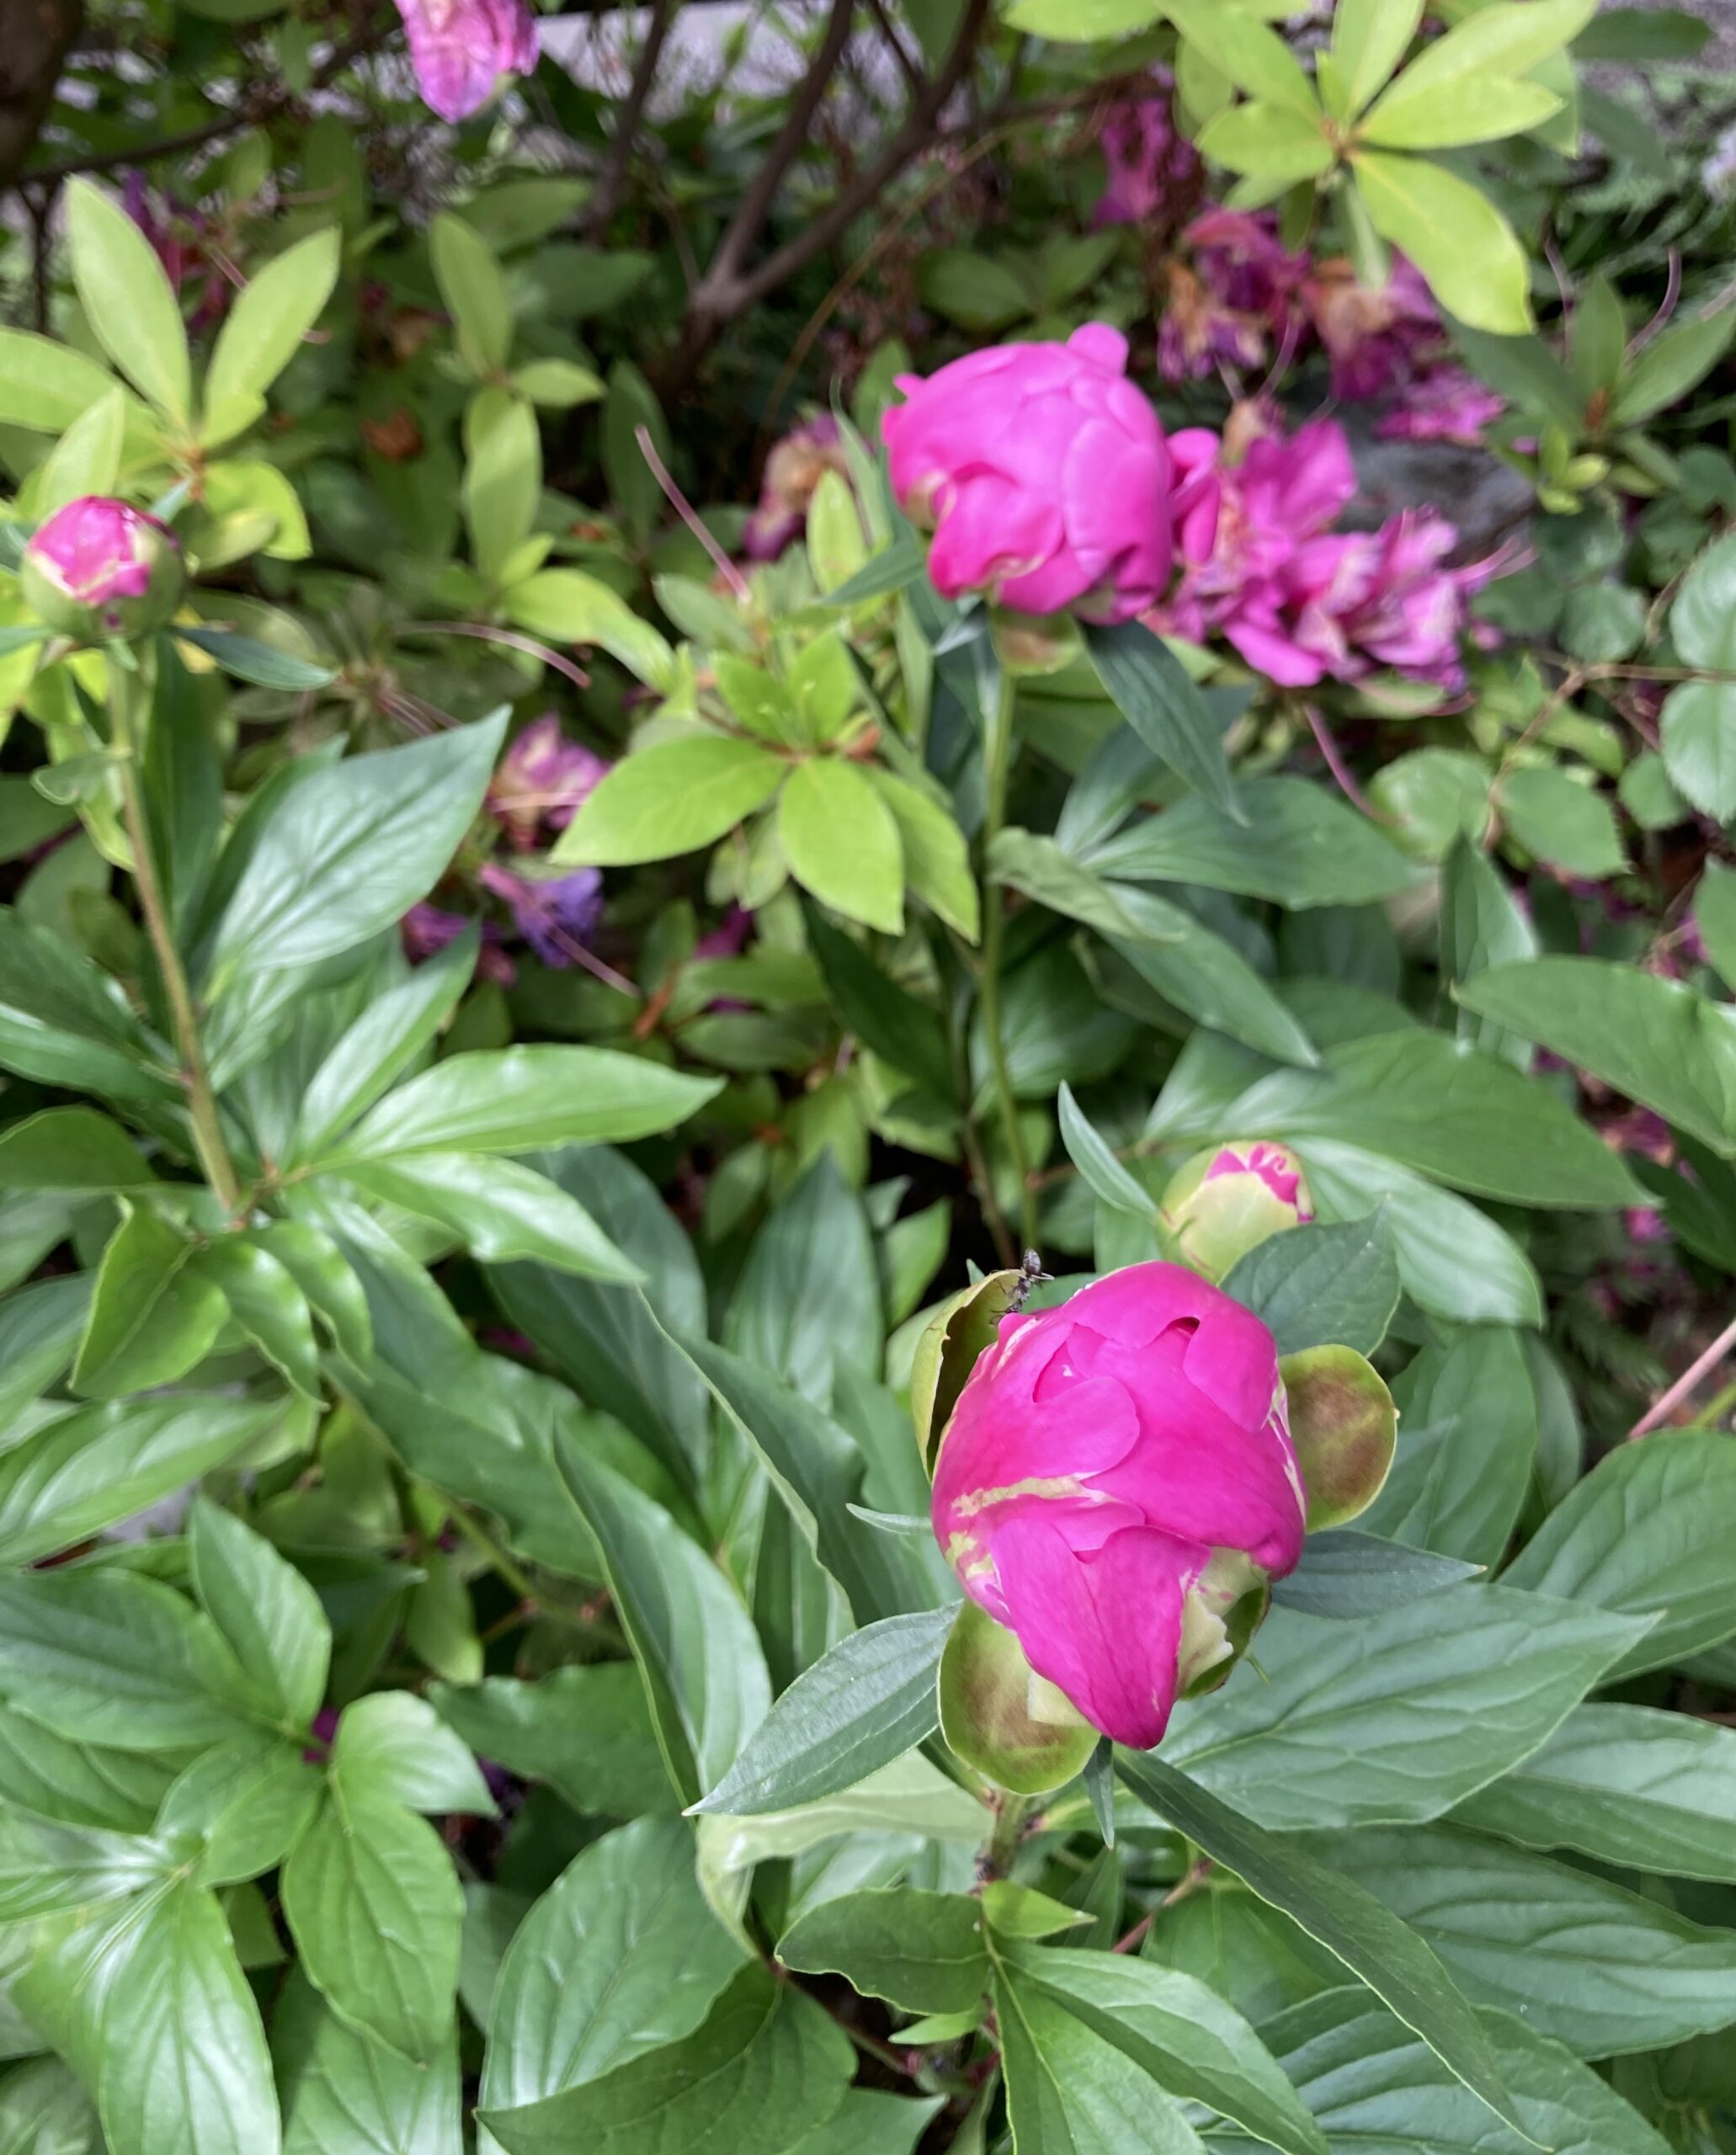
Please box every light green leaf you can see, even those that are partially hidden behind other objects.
[866,769,979,939]
[1333,0,1426,113]
[281,1785,462,2063]
[155,1737,322,1887]
[275,1969,461,2155]
[430,213,513,377]
[481,1816,745,2112]
[1350,152,1531,334]
[504,569,676,691]
[324,1045,717,1161]
[1498,767,1625,876]
[780,759,905,934]
[333,1152,642,1280]
[187,1237,322,1399]
[0,327,143,437]
[692,1605,956,1816]
[1380,0,1596,96]
[189,1500,330,1731]
[1161,1586,1648,1828]
[1360,71,1562,147]
[35,386,126,514]
[1164,0,1320,114]
[203,226,342,446]
[464,388,541,583]
[71,1205,228,1399]
[333,1692,493,1815]
[1197,102,1335,178]
[554,736,785,866]
[18,1880,280,2155]
[65,178,193,426]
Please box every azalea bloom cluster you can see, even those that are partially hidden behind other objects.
[1156,413,1499,690]
[1154,202,1501,446]
[402,716,609,981]
[392,0,538,122]
[1091,81,1202,236]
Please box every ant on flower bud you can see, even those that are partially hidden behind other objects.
[1008,1248,1051,1314]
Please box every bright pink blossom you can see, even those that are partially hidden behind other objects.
[25,498,170,607]
[743,416,851,561]
[393,0,538,122]
[1374,366,1506,446]
[931,1262,1306,1748]
[1155,418,1493,689]
[1093,80,1200,230]
[1204,1141,1312,1216]
[883,325,1170,624]
[487,715,610,849]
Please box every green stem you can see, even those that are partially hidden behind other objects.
[983,1789,1032,1881]
[108,655,242,1216]
[977,667,1039,1253]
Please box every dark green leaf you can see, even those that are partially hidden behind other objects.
[1271,1530,1482,1619]
[1085,623,1242,821]
[430,1664,672,1817]
[805,908,951,1097]
[0,1106,155,1190]
[1116,1754,1524,2134]
[1360,1327,1539,1565]
[1503,1430,1736,1673]
[1086,777,1414,906]
[1223,1211,1399,1355]
[779,1890,988,2015]
[174,627,334,689]
[994,1964,1209,2154]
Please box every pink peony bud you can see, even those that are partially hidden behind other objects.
[881,325,1171,625]
[20,497,184,643]
[929,1261,1306,1749]
[1160,1141,1313,1282]
[393,0,538,122]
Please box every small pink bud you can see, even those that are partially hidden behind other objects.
[20,497,183,643]
[927,1261,1305,1750]
[1160,1141,1313,1283]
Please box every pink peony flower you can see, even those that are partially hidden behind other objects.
[743,416,853,561]
[1374,366,1506,446]
[883,325,1171,624]
[487,715,610,849]
[930,1262,1306,1748]
[20,496,183,641]
[1093,78,1201,231]
[393,0,539,122]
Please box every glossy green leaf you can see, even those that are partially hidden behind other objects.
[431,1664,671,1817]
[1453,1703,1736,1880]
[333,1152,642,1280]
[205,714,506,991]
[556,1435,770,1807]
[779,1889,988,2014]
[332,1692,493,1814]
[481,1816,745,2112]
[0,911,179,1108]
[1161,1586,1648,1829]
[325,1045,718,1162]
[190,1237,321,1397]
[1116,1754,1524,2134]
[482,1964,854,2155]
[71,1206,228,1399]
[1271,1530,1482,1620]
[1503,1430,1736,1673]
[1660,682,1736,822]
[275,1969,461,2155]
[1301,1821,1736,2057]
[281,1785,462,2062]
[1223,1211,1400,1356]
[691,1604,955,1815]
[185,1501,326,1733]
[1057,1082,1153,1216]
[994,1965,1210,2154]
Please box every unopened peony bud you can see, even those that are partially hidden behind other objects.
[20,497,183,643]
[1160,1141,1312,1282]
[928,1262,1306,1750]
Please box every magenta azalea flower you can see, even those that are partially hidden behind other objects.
[487,716,610,849]
[931,1262,1306,1748]
[743,416,852,561]
[393,0,538,122]
[1375,365,1506,446]
[1093,79,1200,231]
[1158,209,1307,383]
[1302,255,1440,402]
[883,325,1171,624]
[477,860,604,969]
